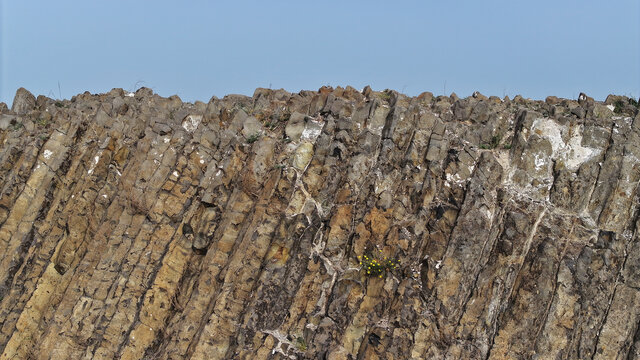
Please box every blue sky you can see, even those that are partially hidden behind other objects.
[1,1,638,105]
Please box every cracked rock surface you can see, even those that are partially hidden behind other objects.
[0,86,639,359]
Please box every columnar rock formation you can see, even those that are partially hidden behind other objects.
[0,86,639,359]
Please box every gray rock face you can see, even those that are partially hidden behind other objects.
[0,87,639,359]
[0,115,14,130]
[10,87,37,114]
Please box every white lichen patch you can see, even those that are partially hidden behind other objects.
[43,149,53,160]
[563,131,599,169]
[531,118,601,171]
[484,207,493,221]
[445,172,465,185]
[195,151,205,165]
[87,151,103,175]
[531,118,564,155]
[534,153,547,171]
[262,329,300,359]
[181,115,202,132]
[300,118,324,142]
[468,163,475,174]
[367,106,389,135]
[374,170,398,195]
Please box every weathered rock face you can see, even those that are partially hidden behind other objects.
[0,86,639,359]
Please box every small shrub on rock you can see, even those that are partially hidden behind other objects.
[358,251,399,278]
[246,133,261,143]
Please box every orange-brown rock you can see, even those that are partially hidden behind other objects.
[1,87,640,359]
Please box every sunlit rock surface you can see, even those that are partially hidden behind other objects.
[0,86,639,359]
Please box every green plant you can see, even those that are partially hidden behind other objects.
[613,98,640,114]
[55,101,63,108]
[490,135,501,148]
[246,132,261,144]
[358,251,399,278]
[502,144,512,150]
[480,135,502,149]
[295,336,307,351]
[380,91,392,101]
[264,121,278,130]
[36,117,49,127]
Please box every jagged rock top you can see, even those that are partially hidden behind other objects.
[0,86,639,359]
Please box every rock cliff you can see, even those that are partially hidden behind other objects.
[0,86,639,359]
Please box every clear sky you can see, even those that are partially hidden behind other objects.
[1,1,639,106]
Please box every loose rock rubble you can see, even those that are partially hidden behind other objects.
[0,86,639,359]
